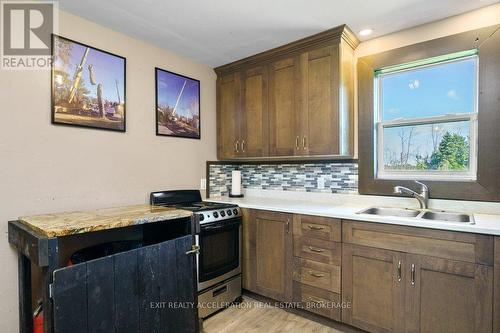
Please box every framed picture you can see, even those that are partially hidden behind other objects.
[51,35,126,132]
[155,68,200,139]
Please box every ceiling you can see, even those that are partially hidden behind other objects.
[59,0,499,67]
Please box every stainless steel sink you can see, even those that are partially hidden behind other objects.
[358,207,421,218]
[420,211,474,223]
[357,207,475,224]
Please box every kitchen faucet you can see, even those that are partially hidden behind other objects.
[393,181,429,210]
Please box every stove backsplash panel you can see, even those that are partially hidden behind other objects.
[208,162,358,197]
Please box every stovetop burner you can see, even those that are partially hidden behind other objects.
[150,190,240,224]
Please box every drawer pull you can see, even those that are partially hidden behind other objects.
[397,260,402,282]
[307,297,325,305]
[308,271,325,278]
[307,225,325,231]
[411,264,416,286]
[308,246,325,253]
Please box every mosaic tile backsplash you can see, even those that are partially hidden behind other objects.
[208,163,358,197]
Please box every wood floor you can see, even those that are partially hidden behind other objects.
[202,296,360,333]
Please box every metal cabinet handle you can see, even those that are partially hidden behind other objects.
[235,140,239,153]
[397,260,402,282]
[295,136,299,150]
[307,297,325,306]
[308,225,324,231]
[241,140,246,152]
[411,264,415,286]
[186,244,200,255]
[302,136,307,149]
[286,219,290,234]
[308,246,325,253]
[308,271,325,278]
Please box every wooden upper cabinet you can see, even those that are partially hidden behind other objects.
[241,66,269,157]
[268,57,301,156]
[215,25,359,160]
[217,72,241,159]
[299,45,339,156]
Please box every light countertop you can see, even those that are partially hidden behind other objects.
[208,190,500,236]
[18,204,193,237]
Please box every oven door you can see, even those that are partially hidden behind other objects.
[197,217,241,291]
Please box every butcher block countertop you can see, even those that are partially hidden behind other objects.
[17,204,193,237]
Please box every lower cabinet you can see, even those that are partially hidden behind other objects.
[342,243,493,333]
[342,244,405,333]
[404,254,492,333]
[242,209,293,302]
[52,235,198,333]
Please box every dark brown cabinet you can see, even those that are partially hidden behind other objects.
[215,25,358,160]
[268,56,301,157]
[242,209,293,302]
[405,255,492,333]
[342,220,494,333]
[342,244,405,333]
[217,72,241,159]
[241,66,269,158]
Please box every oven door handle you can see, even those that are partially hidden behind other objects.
[201,220,241,231]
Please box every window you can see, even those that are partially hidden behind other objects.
[374,50,478,181]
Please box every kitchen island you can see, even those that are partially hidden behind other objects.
[9,204,199,333]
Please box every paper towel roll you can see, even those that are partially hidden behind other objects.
[231,170,242,195]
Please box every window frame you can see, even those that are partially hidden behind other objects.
[357,24,500,202]
[374,53,479,182]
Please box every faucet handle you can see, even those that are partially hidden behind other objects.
[414,181,428,193]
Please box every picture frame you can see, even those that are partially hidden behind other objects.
[51,34,126,132]
[155,67,201,139]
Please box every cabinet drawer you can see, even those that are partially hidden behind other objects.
[343,220,493,265]
[293,215,341,241]
[293,258,340,293]
[293,282,341,321]
[293,236,341,265]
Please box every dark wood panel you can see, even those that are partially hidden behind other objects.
[53,264,88,333]
[138,244,161,333]
[114,249,140,333]
[293,236,341,265]
[174,236,198,333]
[87,256,115,333]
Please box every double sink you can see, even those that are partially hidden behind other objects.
[357,207,474,224]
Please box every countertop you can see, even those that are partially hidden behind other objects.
[208,191,500,236]
[18,204,193,237]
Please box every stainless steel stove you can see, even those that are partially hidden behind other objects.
[150,190,242,318]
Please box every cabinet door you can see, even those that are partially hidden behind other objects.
[300,45,340,156]
[342,243,405,333]
[241,66,269,157]
[268,57,301,156]
[217,72,241,159]
[52,235,198,333]
[405,254,493,333]
[245,209,293,302]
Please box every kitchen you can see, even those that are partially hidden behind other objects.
[1,1,500,332]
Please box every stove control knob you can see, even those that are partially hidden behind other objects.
[233,209,238,216]
[227,210,232,216]
[220,210,226,217]
[198,214,205,221]
[213,211,219,218]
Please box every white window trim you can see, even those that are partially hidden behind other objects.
[374,55,479,182]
